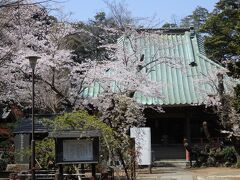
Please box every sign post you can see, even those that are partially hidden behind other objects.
[49,130,101,179]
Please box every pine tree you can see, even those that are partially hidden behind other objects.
[180,6,209,31]
[200,0,240,65]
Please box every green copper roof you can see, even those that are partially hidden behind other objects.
[83,29,227,106]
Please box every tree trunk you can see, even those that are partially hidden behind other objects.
[232,136,240,167]
[117,149,130,180]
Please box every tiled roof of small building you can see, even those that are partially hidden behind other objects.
[0,107,17,122]
[13,116,53,134]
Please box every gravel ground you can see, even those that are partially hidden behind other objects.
[136,167,240,180]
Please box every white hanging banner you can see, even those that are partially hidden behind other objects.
[130,127,151,165]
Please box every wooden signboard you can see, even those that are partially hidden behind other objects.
[49,130,100,164]
[63,139,93,161]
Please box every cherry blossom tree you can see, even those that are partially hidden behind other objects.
[84,92,145,179]
[0,0,182,124]
[0,0,62,9]
[0,1,182,113]
[0,2,186,177]
[0,2,94,113]
[85,28,182,99]
[79,24,183,179]
[217,73,240,166]
[193,66,240,165]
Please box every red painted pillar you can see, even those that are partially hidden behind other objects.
[186,149,190,161]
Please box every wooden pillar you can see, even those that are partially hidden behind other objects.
[55,164,63,180]
[81,164,85,174]
[92,164,96,179]
[148,164,152,174]
[186,117,191,142]
[130,138,136,178]
[59,164,63,180]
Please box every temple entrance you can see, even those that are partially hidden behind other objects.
[147,118,185,145]
[146,118,186,159]
[144,106,220,160]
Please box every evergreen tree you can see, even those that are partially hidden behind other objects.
[200,0,240,165]
[180,6,209,30]
[200,0,240,65]
[161,22,178,28]
[65,12,119,64]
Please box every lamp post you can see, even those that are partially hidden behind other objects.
[26,56,40,180]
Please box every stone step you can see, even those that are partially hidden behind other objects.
[153,159,187,168]
[152,145,186,160]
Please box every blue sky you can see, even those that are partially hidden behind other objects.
[59,0,219,24]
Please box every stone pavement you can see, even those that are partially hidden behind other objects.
[136,167,240,180]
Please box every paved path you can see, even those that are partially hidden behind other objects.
[136,167,240,180]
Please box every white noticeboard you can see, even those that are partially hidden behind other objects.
[63,139,93,161]
[130,127,151,165]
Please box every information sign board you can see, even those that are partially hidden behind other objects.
[63,139,93,161]
[50,130,100,164]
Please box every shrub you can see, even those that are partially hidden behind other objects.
[0,159,7,171]
[221,146,236,163]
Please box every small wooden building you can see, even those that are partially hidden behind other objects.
[13,116,50,164]
[0,107,17,160]
[0,107,16,141]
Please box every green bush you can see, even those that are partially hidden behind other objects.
[221,146,236,163]
[36,138,55,169]
[236,159,240,168]
[0,159,7,171]
[0,150,14,171]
